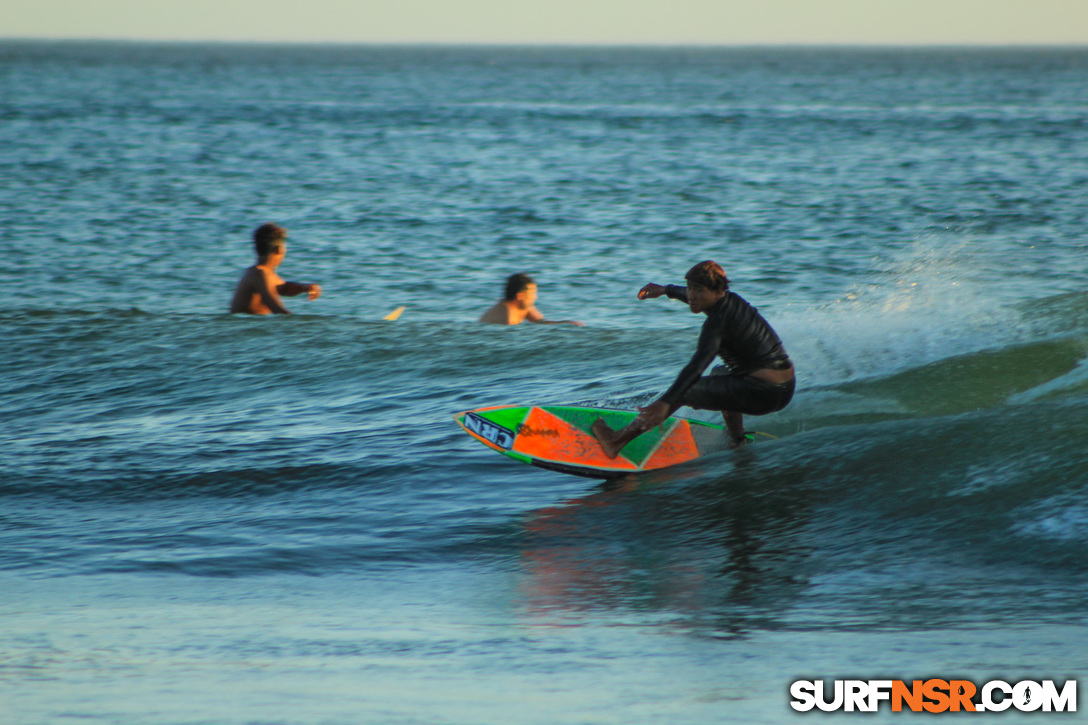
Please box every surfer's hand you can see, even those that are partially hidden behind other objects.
[637,283,666,300]
[635,400,670,430]
[307,284,322,301]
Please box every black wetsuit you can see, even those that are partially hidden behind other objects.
[659,285,795,416]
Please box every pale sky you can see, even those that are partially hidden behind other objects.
[3,0,1087,45]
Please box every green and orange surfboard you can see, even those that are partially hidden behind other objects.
[454,405,750,478]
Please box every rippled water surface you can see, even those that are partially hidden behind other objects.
[2,42,1087,724]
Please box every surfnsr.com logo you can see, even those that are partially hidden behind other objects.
[464,414,515,450]
[790,679,1077,713]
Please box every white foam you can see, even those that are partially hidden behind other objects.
[773,232,1025,387]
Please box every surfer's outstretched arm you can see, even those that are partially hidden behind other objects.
[277,281,322,300]
[525,307,585,326]
[638,283,667,300]
[638,283,689,302]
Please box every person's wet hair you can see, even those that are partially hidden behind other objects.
[504,273,535,301]
[685,260,729,292]
[254,223,287,257]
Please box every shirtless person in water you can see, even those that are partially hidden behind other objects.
[592,260,795,457]
[229,223,321,315]
[479,273,583,326]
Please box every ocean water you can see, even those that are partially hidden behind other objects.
[2,42,1088,723]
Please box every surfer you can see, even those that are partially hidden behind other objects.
[479,273,584,326]
[592,260,794,458]
[229,223,322,315]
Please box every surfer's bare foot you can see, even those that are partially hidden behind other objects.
[728,434,749,450]
[591,418,622,459]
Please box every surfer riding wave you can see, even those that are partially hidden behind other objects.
[593,260,795,458]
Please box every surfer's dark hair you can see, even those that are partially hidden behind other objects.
[504,273,535,301]
[685,260,729,292]
[253,223,287,257]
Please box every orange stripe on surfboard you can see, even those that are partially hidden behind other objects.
[642,418,700,470]
[512,407,639,471]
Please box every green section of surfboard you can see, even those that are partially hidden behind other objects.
[471,406,530,433]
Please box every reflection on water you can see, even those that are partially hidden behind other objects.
[515,454,816,635]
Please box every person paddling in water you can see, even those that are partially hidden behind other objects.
[592,260,795,458]
[479,273,584,327]
[229,223,322,315]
